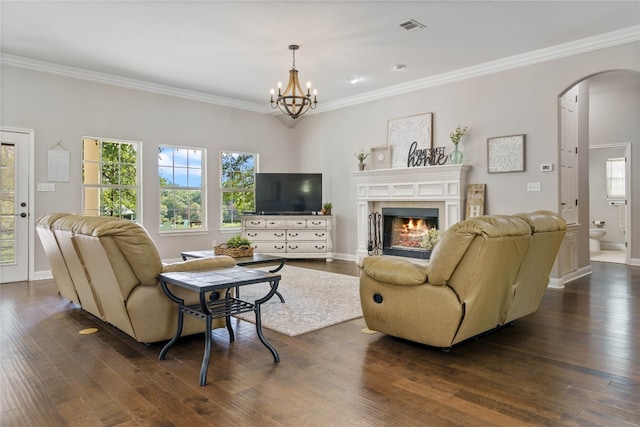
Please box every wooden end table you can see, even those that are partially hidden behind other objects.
[158,266,281,386]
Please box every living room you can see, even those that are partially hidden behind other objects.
[2,3,639,284]
[1,2,640,425]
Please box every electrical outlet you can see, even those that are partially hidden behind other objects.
[527,182,541,192]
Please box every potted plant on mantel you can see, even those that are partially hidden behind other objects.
[354,148,369,171]
[321,202,332,215]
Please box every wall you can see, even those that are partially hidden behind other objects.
[3,42,639,275]
[1,66,293,272]
[292,42,640,268]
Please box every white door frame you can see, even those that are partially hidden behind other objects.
[589,142,632,265]
[1,127,36,281]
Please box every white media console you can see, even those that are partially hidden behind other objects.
[241,214,333,261]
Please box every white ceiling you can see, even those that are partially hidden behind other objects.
[2,1,639,114]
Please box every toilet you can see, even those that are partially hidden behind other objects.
[589,221,607,253]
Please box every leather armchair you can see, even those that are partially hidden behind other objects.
[359,212,566,348]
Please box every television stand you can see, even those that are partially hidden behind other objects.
[241,214,333,261]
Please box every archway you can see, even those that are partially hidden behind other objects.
[559,70,640,271]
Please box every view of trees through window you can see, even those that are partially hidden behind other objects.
[159,146,204,230]
[82,138,139,220]
[221,152,256,227]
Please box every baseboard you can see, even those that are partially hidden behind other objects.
[630,257,640,266]
[33,270,53,280]
[548,277,565,289]
[601,243,626,251]
[561,265,593,285]
[332,252,358,263]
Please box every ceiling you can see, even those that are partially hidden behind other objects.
[2,1,639,115]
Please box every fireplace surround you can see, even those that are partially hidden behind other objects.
[353,164,470,262]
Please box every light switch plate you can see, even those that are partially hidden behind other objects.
[540,163,553,172]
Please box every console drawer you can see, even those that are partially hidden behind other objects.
[252,242,286,253]
[286,242,328,253]
[286,230,328,241]
[244,229,286,241]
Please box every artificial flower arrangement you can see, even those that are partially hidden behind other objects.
[449,125,468,146]
[420,228,443,251]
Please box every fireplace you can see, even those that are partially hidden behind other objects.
[353,164,469,262]
[382,207,439,259]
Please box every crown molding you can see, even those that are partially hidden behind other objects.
[2,25,638,115]
[0,53,270,114]
[321,25,640,112]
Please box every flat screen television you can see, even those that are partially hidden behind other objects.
[255,173,322,214]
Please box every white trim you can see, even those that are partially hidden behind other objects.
[1,126,36,281]
[561,265,593,285]
[320,26,640,112]
[2,26,638,115]
[33,270,53,281]
[0,53,268,114]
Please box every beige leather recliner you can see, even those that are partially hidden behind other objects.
[37,213,235,343]
[359,211,566,348]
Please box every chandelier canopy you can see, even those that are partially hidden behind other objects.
[270,44,317,119]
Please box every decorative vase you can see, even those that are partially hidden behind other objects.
[450,146,463,164]
[358,162,366,171]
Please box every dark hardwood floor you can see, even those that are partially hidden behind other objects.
[1,260,639,426]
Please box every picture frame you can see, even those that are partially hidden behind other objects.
[487,134,525,173]
[370,146,392,170]
[387,112,433,168]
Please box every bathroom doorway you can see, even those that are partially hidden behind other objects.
[559,70,638,269]
[589,143,630,264]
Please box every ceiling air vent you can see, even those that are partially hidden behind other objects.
[399,19,426,31]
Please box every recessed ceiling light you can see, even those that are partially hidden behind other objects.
[348,76,362,84]
[392,64,406,71]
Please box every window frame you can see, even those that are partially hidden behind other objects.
[82,137,141,221]
[158,144,207,233]
[605,157,626,200]
[220,151,258,231]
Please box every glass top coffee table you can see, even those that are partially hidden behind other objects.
[180,251,286,302]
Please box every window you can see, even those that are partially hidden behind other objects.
[606,157,625,199]
[82,138,140,220]
[220,152,256,228]
[159,146,204,230]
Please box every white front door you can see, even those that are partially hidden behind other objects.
[0,129,32,283]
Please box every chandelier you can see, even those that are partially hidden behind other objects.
[270,44,318,119]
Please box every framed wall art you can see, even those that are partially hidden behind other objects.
[370,146,391,169]
[387,112,433,168]
[487,134,525,173]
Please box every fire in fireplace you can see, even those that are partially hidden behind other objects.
[382,207,439,259]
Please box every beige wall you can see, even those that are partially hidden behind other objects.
[2,41,639,274]
[292,42,640,267]
[1,67,294,271]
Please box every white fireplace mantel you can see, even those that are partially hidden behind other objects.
[352,164,471,262]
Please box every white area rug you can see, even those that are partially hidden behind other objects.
[234,265,363,336]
